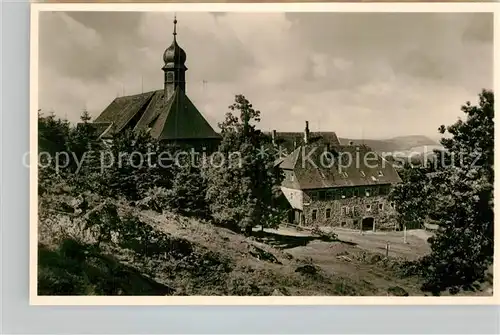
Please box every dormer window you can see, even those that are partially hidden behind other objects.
[342,171,348,178]
[378,171,384,177]
[360,171,366,177]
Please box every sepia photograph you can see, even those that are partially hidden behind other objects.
[32,4,495,301]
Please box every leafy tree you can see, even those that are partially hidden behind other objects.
[205,95,284,235]
[418,89,494,294]
[395,89,494,294]
[163,156,209,219]
[98,129,174,200]
[38,109,71,155]
[389,164,434,230]
[37,110,72,194]
[67,110,100,164]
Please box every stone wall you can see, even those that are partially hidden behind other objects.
[301,192,397,231]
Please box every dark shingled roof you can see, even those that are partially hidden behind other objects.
[278,144,402,190]
[91,87,221,141]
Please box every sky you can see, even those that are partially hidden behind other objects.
[38,11,493,139]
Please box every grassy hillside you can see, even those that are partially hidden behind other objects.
[38,192,432,296]
[38,189,492,297]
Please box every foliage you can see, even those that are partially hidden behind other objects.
[84,202,122,247]
[205,95,285,234]
[163,156,210,219]
[95,129,173,200]
[67,110,101,165]
[389,164,434,230]
[38,109,71,155]
[37,239,174,296]
[394,89,494,294]
[137,187,170,213]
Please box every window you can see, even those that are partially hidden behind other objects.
[341,189,346,199]
[343,172,349,178]
[312,210,317,221]
[290,174,295,182]
[342,206,350,216]
[378,203,384,210]
[344,188,353,198]
[390,202,395,208]
[166,72,174,82]
[311,192,319,201]
[319,191,326,201]
[326,208,331,219]
[360,171,366,177]
[378,171,384,177]
[353,220,359,227]
[365,189,371,197]
[341,221,346,227]
[366,204,372,211]
[335,191,341,200]
[326,190,334,200]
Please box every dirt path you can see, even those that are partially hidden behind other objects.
[264,226,431,260]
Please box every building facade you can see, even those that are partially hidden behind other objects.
[275,122,402,231]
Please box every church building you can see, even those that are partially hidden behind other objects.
[89,17,222,152]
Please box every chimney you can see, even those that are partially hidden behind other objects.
[271,129,277,145]
[304,121,310,144]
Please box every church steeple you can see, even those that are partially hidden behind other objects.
[162,15,187,101]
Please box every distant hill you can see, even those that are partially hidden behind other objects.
[338,135,441,154]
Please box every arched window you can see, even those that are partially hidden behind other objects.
[166,72,174,83]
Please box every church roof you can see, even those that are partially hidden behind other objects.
[92,87,221,141]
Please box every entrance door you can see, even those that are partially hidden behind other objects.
[294,210,302,225]
[362,217,375,231]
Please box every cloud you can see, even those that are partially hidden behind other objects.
[38,11,493,139]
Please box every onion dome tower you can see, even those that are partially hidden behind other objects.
[162,16,188,100]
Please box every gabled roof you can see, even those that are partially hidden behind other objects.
[147,87,221,140]
[278,146,302,170]
[278,144,402,190]
[91,88,221,141]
